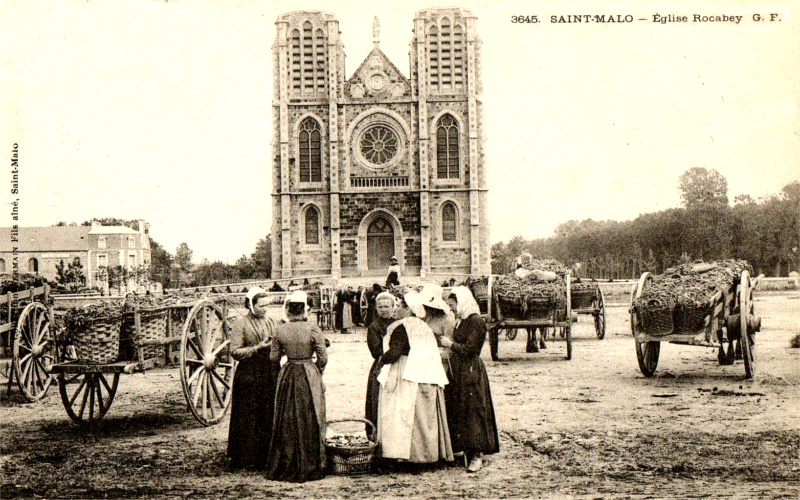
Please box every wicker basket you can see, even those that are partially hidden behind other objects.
[527,295,552,319]
[120,308,168,360]
[496,292,527,319]
[469,279,489,301]
[326,418,378,476]
[571,288,596,309]
[674,304,709,334]
[72,316,122,364]
[638,299,674,336]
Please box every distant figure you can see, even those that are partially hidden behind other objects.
[386,256,401,287]
[270,282,284,292]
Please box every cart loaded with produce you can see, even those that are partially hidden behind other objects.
[1,274,61,401]
[630,259,762,378]
[486,258,575,361]
[49,292,235,425]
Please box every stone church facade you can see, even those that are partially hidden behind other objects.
[271,8,489,278]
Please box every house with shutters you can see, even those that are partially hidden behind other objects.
[271,8,490,278]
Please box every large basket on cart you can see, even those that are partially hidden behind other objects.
[120,307,169,360]
[70,314,123,365]
[326,418,379,476]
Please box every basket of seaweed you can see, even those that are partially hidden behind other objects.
[64,302,124,364]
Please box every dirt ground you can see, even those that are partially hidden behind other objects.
[2,292,799,499]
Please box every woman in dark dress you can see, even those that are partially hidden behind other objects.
[228,287,279,469]
[266,291,328,483]
[365,291,396,428]
[441,286,499,473]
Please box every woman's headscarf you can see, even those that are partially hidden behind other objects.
[449,286,481,320]
[402,290,426,318]
[283,290,309,321]
[245,286,268,315]
[375,291,397,317]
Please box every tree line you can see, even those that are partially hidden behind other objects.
[491,169,799,279]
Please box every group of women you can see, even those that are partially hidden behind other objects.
[366,284,499,472]
[226,282,498,483]
[228,287,328,482]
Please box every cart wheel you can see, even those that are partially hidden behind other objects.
[594,287,606,340]
[739,271,755,379]
[58,372,119,423]
[13,302,56,401]
[489,327,500,361]
[506,328,518,341]
[635,339,660,376]
[632,273,659,376]
[180,300,235,426]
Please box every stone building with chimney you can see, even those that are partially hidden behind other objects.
[271,7,489,278]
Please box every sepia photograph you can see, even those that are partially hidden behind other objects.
[2,0,799,497]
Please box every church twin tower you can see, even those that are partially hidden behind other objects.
[271,8,489,279]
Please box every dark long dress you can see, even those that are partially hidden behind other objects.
[266,321,328,483]
[365,316,393,428]
[445,313,500,455]
[227,313,279,469]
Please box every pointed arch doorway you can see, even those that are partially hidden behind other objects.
[367,216,395,272]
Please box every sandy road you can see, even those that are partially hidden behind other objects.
[1,292,799,498]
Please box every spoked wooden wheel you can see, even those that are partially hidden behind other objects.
[180,300,235,426]
[635,339,660,377]
[739,270,755,379]
[13,302,56,401]
[58,372,119,423]
[594,287,606,340]
[632,272,660,376]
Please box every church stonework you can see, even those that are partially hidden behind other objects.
[271,8,489,279]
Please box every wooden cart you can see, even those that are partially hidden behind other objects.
[49,298,235,425]
[570,281,606,340]
[630,270,762,379]
[1,284,59,401]
[486,273,576,362]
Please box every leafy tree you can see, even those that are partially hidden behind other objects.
[679,167,729,207]
[149,239,173,288]
[173,243,194,287]
[55,257,86,292]
[251,234,272,278]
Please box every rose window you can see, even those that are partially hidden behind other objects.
[359,125,399,166]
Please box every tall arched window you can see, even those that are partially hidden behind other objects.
[28,258,39,273]
[299,118,322,182]
[436,114,459,179]
[441,202,457,242]
[304,206,320,245]
[0,258,5,273]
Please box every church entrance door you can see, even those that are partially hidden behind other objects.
[367,217,394,272]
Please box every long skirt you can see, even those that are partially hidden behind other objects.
[227,353,279,468]
[378,356,453,463]
[444,354,499,455]
[265,360,327,483]
[364,358,381,429]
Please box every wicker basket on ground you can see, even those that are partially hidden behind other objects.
[326,418,379,476]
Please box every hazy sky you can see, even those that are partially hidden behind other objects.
[2,0,798,263]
